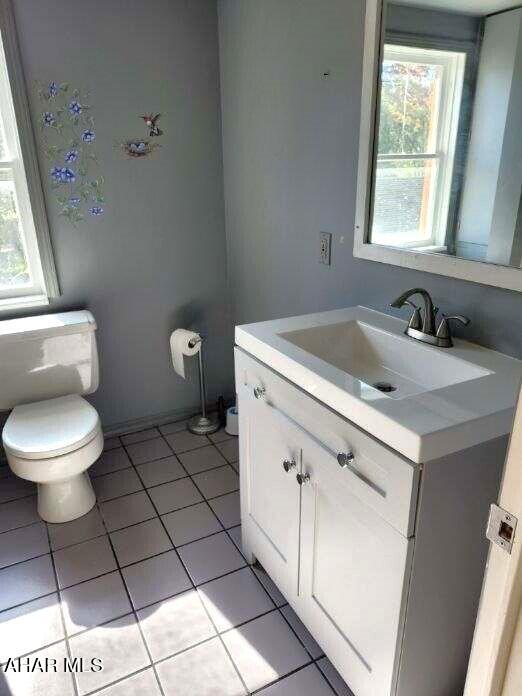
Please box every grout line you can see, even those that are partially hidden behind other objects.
[43,524,80,696]
[120,436,252,696]
[94,497,167,696]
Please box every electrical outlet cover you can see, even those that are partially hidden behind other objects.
[319,232,332,265]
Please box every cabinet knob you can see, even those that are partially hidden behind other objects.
[296,472,311,486]
[253,385,266,400]
[282,459,296,473]
[337,452,355,468]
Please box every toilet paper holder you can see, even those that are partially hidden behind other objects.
[187,333,220,436]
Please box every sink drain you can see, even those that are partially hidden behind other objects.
[373,381,397,393]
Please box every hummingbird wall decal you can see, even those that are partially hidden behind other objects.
[141,113,163,137]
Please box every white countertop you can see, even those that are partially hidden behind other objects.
[235,306,522,463]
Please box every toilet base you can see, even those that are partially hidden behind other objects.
[38,472,96,523]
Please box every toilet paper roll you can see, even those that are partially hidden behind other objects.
[226,406,239,436]
[170,329,201,379]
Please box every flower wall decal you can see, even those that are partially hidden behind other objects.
[36,80,105,224]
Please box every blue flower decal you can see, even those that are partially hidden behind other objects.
[48,81,58,98]
[69,197,81,208]
[64,149,78,163]
[89,205,104,216]
[68,100,82,116]
[50,166,76,184]
[82,129,95,143]
[42,112,55,126]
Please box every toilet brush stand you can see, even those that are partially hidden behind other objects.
[187,337,220,435]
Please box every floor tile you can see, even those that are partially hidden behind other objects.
[227,525,242,553]
[162,502,221,547]
[253,564,287,607]
[103,436,121,451]
[136,455,186,487]
[90,447,131,477]
[209,429,234,443]
[165,430,210,454]
[0,593,64,663]
[178,445,227,475]
[93,468,143,502]
[126,438,171,465]
[222,610,309,692]
[47,507,105,550]
[216,439,239,464]
[158,420,188,436]
[209,491,240,529]
[0,496,39,533]
[257,664,335,696]
[230,460,240,474]
[99,491,156,532]
[316,657,355,696]
[138,589,216,661]
[0,472,35,503]
[0,521,49,569]
[95,668,161,696]
[198,567,274,632]
[192,466,239,499]
[53,536,116,589]
[70,614,150,695]
[280,605,324,659]
[110,518,171,567]
[120,427,160,445]
[178,531,245,585]
[60,570,131,636]
[148,477,202,514]
[1,641,75,696]
[0,554,56,611]
[122,549,191,610]
[156,636,246,696]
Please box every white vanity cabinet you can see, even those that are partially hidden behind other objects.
[236,346,507,696]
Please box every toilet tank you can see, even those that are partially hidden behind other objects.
[0,310,99,411]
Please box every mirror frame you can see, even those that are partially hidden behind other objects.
[353,0,522,292]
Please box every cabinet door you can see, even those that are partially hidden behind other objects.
[238,392,302,602]
[299,437,412,696]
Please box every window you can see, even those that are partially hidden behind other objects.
[0,3,58,311]
[371,44,466,249]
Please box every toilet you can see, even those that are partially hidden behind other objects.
[1,310,103,523]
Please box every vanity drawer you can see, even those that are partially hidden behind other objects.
[235,347,420,537]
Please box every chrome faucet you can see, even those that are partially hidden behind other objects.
[390,288,470,348]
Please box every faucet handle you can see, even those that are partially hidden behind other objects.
[436,314,470,346]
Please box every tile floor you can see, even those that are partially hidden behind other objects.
[0,421,353,696]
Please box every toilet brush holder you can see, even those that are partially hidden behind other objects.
[187,337,220,435]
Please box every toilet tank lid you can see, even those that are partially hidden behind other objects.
[0,310,96,344]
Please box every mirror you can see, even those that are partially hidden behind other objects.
[354,0,522,291]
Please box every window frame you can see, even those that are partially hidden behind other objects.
[373,43,466,250]
[0,0,59,312]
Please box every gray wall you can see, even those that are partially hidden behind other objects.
[12,0,232,429]
[218,0,522,359]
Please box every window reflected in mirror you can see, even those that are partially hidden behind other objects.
[369,1,522,269]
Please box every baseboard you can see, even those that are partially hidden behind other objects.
[103,393,236,438]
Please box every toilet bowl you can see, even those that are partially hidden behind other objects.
[3,395,103,523]
[0,310,102,523]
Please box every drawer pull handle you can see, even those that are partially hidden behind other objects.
[253,385,266,400]
[337,452,355,468]
[296,472,311,486]
[282,459,296,473]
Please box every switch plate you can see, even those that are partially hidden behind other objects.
[319,232,332,265]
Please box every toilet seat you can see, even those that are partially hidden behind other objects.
[3,394,100,460]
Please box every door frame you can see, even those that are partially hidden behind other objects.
[465,384,522,696]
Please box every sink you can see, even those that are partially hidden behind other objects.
[278,319,491,399]
[235,306,522,462]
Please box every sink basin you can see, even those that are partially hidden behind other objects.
[279,320,491,399]
[235,306,522,462]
